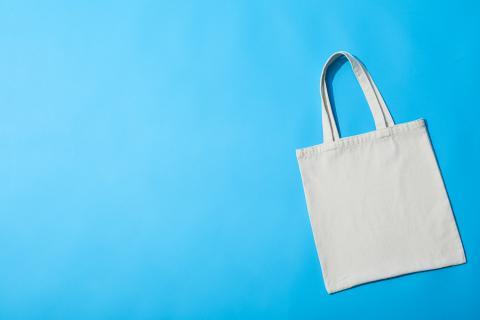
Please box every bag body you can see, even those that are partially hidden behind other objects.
[297,51,465,294]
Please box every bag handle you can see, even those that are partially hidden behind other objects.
[320,51,394,143]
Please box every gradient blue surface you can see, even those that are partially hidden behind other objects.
[0,1,479,319]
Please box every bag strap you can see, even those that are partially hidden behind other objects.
[320,51,394,143]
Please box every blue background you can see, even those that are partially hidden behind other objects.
[0,1,479,319]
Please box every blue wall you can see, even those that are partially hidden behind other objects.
[0,1,479,319]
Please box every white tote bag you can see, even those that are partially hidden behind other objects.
[296,51,466,294]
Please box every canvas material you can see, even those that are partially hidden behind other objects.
[296,51,466,294]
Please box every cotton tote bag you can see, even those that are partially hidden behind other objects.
[296,51,466,294]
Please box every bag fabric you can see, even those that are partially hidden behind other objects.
[296,51,466,294]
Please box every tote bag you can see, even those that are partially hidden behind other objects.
[296,51,466,294]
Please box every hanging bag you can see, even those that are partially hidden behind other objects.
[296,51,466,293]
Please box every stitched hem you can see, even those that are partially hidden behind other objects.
[296,119,425,159]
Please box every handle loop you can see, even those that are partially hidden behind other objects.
[320,51,394,143]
